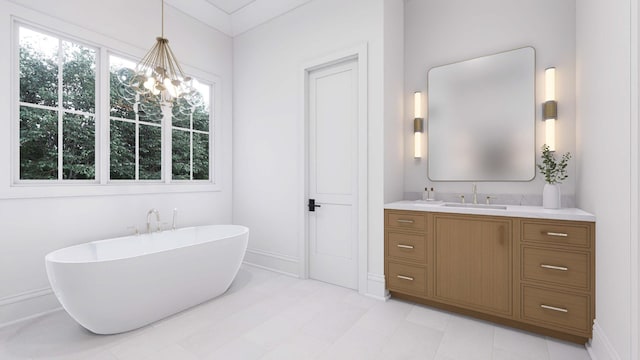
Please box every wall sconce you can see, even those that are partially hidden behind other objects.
[414,91,424,158]
[543,67,557,151]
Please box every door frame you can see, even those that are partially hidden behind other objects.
[297,43,368,293]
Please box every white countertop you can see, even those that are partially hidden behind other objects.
[384,200,596,222]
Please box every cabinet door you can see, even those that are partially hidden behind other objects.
[434,215,512,316]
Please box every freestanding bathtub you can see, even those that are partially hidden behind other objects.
[45,225,248,334]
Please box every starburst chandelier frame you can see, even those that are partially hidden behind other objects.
[131,0,195,104]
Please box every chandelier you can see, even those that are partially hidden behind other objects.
[131,0,194,103]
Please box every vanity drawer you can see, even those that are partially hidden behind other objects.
[522,247,589,290]
[522,221,590,248]
[522,285,590,333]
[386,231,427,263]
[386,261,427,296]
[386,212,427,231]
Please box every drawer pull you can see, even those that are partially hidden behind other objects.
[545,232,568,237]
[540,264,569,271]
[396,219,415,224]
[396,244,415,249]
[396,275,414,281]
[540,304,569,313]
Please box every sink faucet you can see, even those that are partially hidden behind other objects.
[146,209,161,233]
[472,183,478,204]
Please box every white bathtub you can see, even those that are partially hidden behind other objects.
[45,225,249,334]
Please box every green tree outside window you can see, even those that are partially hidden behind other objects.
[18,25,212,183]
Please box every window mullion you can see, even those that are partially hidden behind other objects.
[163,104,172,183]
[190,110,194,180]
[135,116,140,181]
[12,22,19,184]
[57,39,63,181]
[99,48,109,184]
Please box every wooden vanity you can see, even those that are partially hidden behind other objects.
[384,203,595,343]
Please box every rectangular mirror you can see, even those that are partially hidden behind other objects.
[427,47,535,181]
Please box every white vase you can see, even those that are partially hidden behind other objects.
[543,183,561,209]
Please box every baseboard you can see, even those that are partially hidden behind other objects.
[242,251,389,301]
[0,287,61,329]
[587,320,622,360]
[243,247,299,277]
[364,272,389,301]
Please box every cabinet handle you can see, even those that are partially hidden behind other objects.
[396,244,415,249]
[545,232,568,237]
[540,304,569,313]
[540,264,569,271]
[396,219,414,224]
[396,275,414,281]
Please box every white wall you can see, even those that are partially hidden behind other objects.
[404,0,577,205]
[383,0,405,204]
[0,0,233,326]
[576,0,635,359]
[233,0,388,296]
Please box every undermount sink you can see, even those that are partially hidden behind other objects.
[443,203,507,210]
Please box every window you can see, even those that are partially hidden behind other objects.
[19,26,97,180]
[14,23,215,192]
[108,55,212,182]
[172,82,211,181]
[109,55,163,181]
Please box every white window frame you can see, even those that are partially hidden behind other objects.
[169,87,214,183]
[3,13,222,199]
[106,52,217,185]
[14,22,101,184]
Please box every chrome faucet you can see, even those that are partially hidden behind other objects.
[172,208,178,230]
[146,209,161,233]
[472,183,478,205]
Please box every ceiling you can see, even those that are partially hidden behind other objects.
[205,0,257,14]
[166,0,312,36]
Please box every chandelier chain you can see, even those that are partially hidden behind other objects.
[161,0,164,38]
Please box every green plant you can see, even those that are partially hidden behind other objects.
[537,144,571,184]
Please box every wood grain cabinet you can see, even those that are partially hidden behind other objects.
[384,209,595,344]
[433,215,512,317]
[518,219,595,340]
[384,211,429,298]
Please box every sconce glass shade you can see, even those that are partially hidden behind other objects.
[414,92,424,158]
[545,67,556,101]
[414,131,422,158]
[545,118,556,152]
[544,67,557,151]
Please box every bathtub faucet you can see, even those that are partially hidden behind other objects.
[146,209,161,233]
[172,208,178,230]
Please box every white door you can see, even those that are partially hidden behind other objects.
[308,59,359,290]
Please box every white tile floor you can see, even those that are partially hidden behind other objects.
[0,265,592,360]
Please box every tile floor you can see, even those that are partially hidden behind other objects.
[0,265,592,360]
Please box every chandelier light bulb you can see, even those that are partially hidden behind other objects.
[143,77,155,90]
[164,78,178,98]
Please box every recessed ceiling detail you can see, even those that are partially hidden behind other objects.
[205,0,257,14]
[166,0,312,36]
